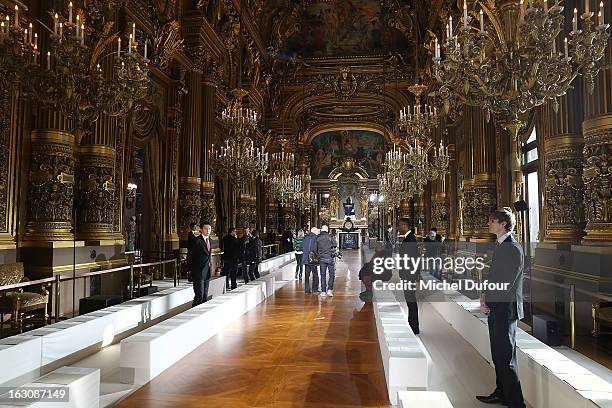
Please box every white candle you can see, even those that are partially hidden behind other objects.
[434,36,439,58]
[544,0,548,12]
[600,1,605,25]
[132,22,136,39]
[54,13,58,34]
[14,5,18,28]
[23,28,27,43]
[463,0,468,28]
[144,40,148,59]
[117,37,121,57]
[564,37,569,60]
[76,15,80,37]
[46,51,50,69]
[59,22,63,37]
[5,16,8,34]
[0,21,4,37]
[585,0,589,14]
[449,16,453,35]
[28,23,32,44]
[480,9,484,31]
[34,32,37,49]
[519,0,525,22]
[573,8,578,31]
[69,2,73,24]
[128,34,132,54]
[81,24,84,45]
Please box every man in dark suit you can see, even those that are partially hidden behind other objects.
[240,227,253,283]
[385,225,395,253]
[397,217,420,334]
[423,227,443,278]
[189,221,213,307]
[247,230,263,280]
[222,227,240,290]
[477,208,525,408]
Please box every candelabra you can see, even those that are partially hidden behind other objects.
[0,6,37,90]
[433,0,609,138]
[398,83,439,141]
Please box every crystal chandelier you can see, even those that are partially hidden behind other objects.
[1,2,150,137]
[379,139,450,205]
[398,83,439,140]
[220,89,259,138]
[433,0,610,137]
[211,89,268,182]
[268,139,302,206]
[209,136,268,182]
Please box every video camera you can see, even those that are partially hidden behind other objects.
[331,246,343,259]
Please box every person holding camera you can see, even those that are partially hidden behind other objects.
[301,227,320,294]
[315,225,337,297]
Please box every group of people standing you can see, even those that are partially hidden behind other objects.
[292,225,339,297]
[221,227,263,290]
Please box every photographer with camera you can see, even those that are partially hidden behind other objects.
[315,225,338,297]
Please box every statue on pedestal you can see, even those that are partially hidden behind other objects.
[343,196,355,217]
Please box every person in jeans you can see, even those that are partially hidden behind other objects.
[301,227,320,294]
[315,224,337,297]
[293,229,305,280]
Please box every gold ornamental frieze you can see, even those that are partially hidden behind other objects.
[462,179,476,239]
[471,176,497,242]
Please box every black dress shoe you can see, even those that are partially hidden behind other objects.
[476,394,506,405]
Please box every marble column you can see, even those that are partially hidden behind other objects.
[178,69,203,242]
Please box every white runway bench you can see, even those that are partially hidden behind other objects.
[373,290,432,406]
[119,275,279,385]
[0,281,201,388]
[0,366,99,408]
[428,290,612,408]
[397,390,453,408]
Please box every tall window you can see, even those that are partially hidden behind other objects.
[522,127,541,256]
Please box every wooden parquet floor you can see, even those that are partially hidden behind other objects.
[115,250,391,408]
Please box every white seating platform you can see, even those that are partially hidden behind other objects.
[119,274,281,385]
[0,366,99,408]
[260,252,295,281]
[428,289,612,408]
[373,290,432,406]
[0,280,206,388]
[397,390,453,408]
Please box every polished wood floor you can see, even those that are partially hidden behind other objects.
[115,250,391,408]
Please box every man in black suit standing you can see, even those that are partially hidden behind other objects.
[222,227,240,290]
[397,217,420,334]
[189,221,213,307]
[477,208,525,408]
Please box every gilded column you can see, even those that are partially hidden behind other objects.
[541,82,586,243]
[461,107,476,240]
[200,71,217,227]
[25,110,75,242]
[582,10,612,243]
[164,71,187,247]
[472,108,497,242]
[178,68,203,241]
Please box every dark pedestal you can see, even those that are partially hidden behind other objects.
[79,295,123,315]
[139,286,158,296]
[532,314,561,347]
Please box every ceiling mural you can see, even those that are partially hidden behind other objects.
[310,130,386,179]
[283,0,410,58]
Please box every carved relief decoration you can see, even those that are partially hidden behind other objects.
[583,129,611,225]
[0,88,9,232]
[77,156,115,232]
[200,192,217,227]
[472,183,497,231]
[26,133,75,240]
[310,67,383,100]
[546,154,585,227]
[462,185,475,235]
[179,188,202,230]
